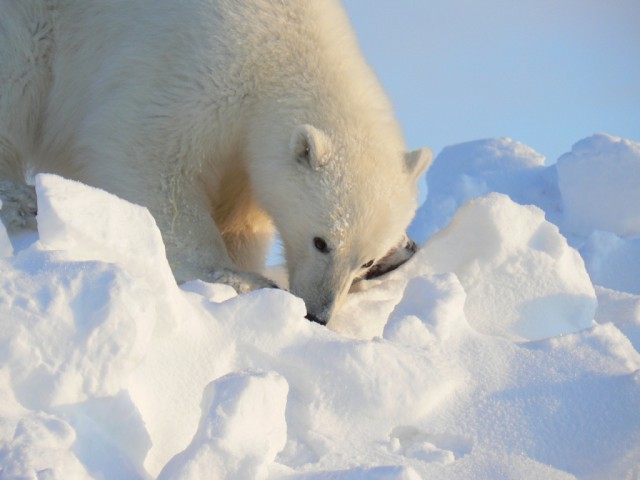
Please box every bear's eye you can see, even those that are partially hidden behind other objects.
[313,237,330,254]
[297,144,311,164]
[362,259,374,269]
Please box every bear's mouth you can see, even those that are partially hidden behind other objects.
[363,237,419,281]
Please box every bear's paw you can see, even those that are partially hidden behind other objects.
[209,268,279,294]
[0,180,37,231]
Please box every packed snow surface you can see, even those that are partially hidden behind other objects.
[1,133,639,479]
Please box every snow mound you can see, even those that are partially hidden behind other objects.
[1,132,640,480]
[594,286,640,351]
[0,253,155,409]
[557,133,640,237]
[36,174,174,282]
[409,133,640,300]
[158,370,288,480]
[383,273,468,347]
[580,231,640,295]
[409,138,561,243]
[408,193,596,341]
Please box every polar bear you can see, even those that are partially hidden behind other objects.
[0,0,431,325]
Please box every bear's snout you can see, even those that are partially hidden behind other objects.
[305,312,327,325]
[304,298,336,326]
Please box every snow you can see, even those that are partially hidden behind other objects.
[408,137,561,243]
[1,133,640,479]
[557,133,640,237]
[581,231,640,295]
[158,370,289,480]
[408,193,596,341]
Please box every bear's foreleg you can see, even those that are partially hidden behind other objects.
[156,172,279,292]
[0,3,53,232]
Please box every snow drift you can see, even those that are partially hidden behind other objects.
[1,133,639,479]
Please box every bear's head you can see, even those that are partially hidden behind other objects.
[251,124,432,325]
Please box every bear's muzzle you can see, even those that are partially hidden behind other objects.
[305,312,328,325]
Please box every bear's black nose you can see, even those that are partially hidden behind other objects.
[305,312,327,326]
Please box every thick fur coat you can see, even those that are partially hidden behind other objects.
[0,0,431,324]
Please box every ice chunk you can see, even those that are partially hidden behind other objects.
[407,193,596,341]
[557,133,640,237]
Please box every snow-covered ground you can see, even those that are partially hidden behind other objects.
[1,133,639,479]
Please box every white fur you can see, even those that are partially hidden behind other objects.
[0,0,432,324]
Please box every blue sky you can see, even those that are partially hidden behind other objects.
[342,0,640,164]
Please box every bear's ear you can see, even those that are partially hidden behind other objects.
[291,125,331,171]
[404,147,433,181]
